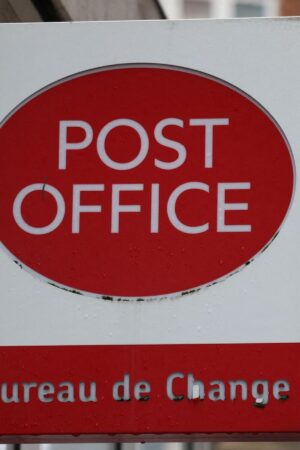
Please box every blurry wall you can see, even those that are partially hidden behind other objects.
[280,0,300,15]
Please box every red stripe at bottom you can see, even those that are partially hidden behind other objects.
[0,343,299,440]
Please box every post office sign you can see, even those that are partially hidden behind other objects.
[0,18,300,443]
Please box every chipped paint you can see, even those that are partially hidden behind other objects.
[47,281,83,296]
[253,401,265,409]
[14,260,23,269]
[173,395,184,401]
[138,396,150,401]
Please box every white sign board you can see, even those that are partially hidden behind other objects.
[0,18,299,442]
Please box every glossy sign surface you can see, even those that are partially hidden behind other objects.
[0,343,299,440]
[0,65,294,299]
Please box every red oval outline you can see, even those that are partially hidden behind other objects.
[0,63,296,301]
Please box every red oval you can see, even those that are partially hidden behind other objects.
[0,65,294,299]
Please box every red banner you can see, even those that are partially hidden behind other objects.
[0,343,299,441]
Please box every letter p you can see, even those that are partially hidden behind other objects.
[59,120,93,170]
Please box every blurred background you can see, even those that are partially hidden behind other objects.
[1,439,300,450]
[1,0,300,449]
[0,0,300,22]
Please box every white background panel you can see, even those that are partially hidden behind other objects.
[0,18,299,345]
